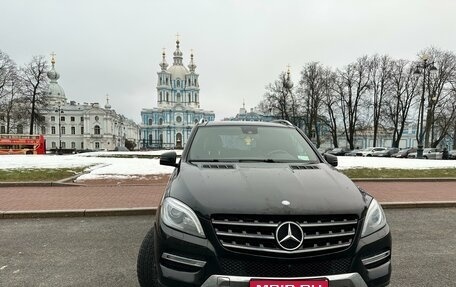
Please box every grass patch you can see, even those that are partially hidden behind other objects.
[340,168,456,179]
[0,168,87,182]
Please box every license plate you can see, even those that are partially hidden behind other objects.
[249,279,329,287]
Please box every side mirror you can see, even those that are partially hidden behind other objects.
[324,153,338,167]
[160,151,178,167]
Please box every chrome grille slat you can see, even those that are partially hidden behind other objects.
[304,231,355,240]
[216,231,275,240]
[212,220,277,227]
[300,220,358,227]
[212,214,358,256]
[222,242,352,254]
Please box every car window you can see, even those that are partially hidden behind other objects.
[188,125,319,163]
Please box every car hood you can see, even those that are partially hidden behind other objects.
[168,162,368,219]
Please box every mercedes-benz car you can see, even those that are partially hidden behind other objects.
[137,120,392,287]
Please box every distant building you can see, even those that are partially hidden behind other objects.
[0,56,140,152]
[225,101,274,122]
[140,39,215,149]
[41,56,140,151]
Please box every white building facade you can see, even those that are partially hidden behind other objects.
[42,57,140,152]
[140,39,215,149]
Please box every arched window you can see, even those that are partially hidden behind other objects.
[177,93,181,103]
[148,118,153,125]
[159,118,163,125]
[177,80,180,87]
[94,125,101,135]
[176,116,182,123]
[166,78,169,85]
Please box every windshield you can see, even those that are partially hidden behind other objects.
[188,125,320,163]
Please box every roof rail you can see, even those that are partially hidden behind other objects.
[271,119,294,127]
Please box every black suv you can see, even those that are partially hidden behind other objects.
[137,120,391,287]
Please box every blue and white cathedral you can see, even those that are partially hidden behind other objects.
[140,39,215,149]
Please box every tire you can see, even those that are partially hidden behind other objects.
[137,227,159,287]
[423,156,428,159]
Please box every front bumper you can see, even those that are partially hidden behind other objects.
[155,219,391,287]
[201,273,368,287]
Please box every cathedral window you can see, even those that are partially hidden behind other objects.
[52,126,56,134]
[94,125,101,135]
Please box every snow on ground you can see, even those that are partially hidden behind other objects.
[0,150,455,181]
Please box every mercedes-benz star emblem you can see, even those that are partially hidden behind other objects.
[275,221,304,251]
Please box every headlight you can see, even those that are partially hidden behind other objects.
[161,197,205,238]
[361,199,387,237]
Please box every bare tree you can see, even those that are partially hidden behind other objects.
[320,68,340,147]
[260,70,298,125]
[334,56,372,149]
[385,60,419,147]
[298,62,326,146]
[20,55,49,134]
[419,48,456,148]
[369,55,393,146]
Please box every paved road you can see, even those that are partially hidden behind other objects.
[1,209,455,286]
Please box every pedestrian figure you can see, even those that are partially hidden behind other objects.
[442,147,449,160]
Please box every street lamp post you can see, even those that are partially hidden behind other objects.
[413,55,437,159]
[55,105,63,155]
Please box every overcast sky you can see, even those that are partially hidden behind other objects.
[2,0,456,122]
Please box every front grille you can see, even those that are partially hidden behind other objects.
[212,214,358,256]
[219,257,352,277]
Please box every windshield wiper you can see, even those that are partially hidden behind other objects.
[237,159,277,163]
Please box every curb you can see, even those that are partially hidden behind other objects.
[1,207,156,219]
[1,202,456,219]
